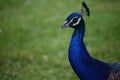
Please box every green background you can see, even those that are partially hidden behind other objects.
[0,0,120,80]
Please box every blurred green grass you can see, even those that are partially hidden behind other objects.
[0,0,120,80]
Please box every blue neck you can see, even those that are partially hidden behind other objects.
[68,25,110,80]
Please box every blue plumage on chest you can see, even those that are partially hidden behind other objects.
[68,29,109,80]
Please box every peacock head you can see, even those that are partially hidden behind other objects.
[61,13,84,29]
[61,2,90,29]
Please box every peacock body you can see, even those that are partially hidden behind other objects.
[61,2,120,80]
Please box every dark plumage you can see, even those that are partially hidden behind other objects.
[61,2,120,80]
[108,63,120,80]
[82,2,90,16]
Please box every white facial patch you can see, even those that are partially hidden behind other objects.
[69,16,78,24]
[73,17,81,26]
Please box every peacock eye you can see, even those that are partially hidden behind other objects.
[72,17,81,26]
[69,16,81,26]
[72,18,78,23]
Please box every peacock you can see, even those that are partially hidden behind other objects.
[60,2,120,80]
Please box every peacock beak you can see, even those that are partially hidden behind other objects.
[61,21,69,29]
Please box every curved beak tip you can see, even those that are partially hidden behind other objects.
[61,25,65,29]
[60,21,69,29]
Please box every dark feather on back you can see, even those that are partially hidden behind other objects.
[108,63,120,80]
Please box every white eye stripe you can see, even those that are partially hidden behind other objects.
[69,16,79,23]
[73,17,81,26]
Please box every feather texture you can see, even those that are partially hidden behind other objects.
[108,63,120,80]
